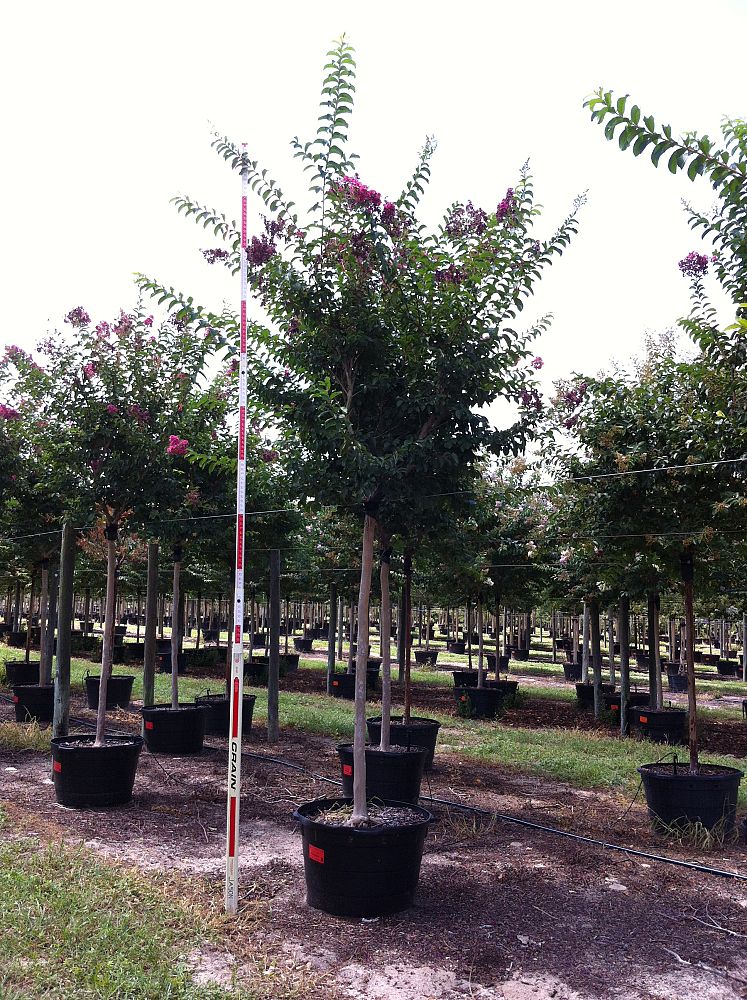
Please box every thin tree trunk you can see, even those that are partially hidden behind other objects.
[403,553,413,725]
[326,584,337,695]
[608,612,616,684]
[143,541,158,708]
[170,548,182,710]
[619,595,630,738]
[24,575,35,665]
[95,524,118,746]
[351,514,376,826]
[43,566,59,685]
[581,604,590,682]
[742,612,747,684]
[53,522,75,739]
[379,543,392,751]
[38,562,49,680]
[681,550,698,773]
[477,596,485,688]
[267,550,280,743]
[590,598,602,719]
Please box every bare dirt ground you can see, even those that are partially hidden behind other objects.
[2,683,747,1000]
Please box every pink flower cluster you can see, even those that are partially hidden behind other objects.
[261,448,279,463]
[520,388,543,412]
[496,188,516,223]
[83,363,96,379]
[678,251,709,278]
[334,175,382,212]
[3,345,31,364]
[167,435,189,456]
[105,404,119,415]
[445,201,488,239]
[531,357,544,370]
[65,306,91,328]
[203,248,230,265]
[247,234,277,266]
[434,264,465,285]
[0,404,20,420]
[382,201,397,224]
[129,403,150,424]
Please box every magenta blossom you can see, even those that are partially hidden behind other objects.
[434,264,465,285]
[496,188,516,223]
[202,248,230,265]
[129,403,150,424]
[105,404,119,415]
[167,435,189,457]
[382,201,397,224]
[95,321,111,339]
[261,448,279,463]
[0,404,20,420]
[144,316,154,327]
[83,363,96,379]
[334,175,382,212]
[531,356,544,370]
[65,306,91,328]
[678,251,709,278]
[247,234,277,266]
[90,458,103,474]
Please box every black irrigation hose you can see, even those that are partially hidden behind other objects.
[3,693,747,882]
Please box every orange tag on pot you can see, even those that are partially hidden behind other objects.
[332,680,339,687]
[611,704,618,711]
[53,761,62,773]
[342,764,352,776]
[309,845,324,864]
[144,721,154,730]
[639,715,648,724]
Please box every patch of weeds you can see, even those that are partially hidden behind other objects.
[0,720,50,752]
[652,813,738,851]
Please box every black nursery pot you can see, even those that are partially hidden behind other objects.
[141,703,206,754]
[486,652,510,673]
[638,762,743,835]
[509,646,530,662]
[366,716,441,771]
[485,679,519,697]
[604,691,650,721]
[452,669,478,688]
[575,682,615,710]
[454,685,504,719]
[562,662,582,682]
[4,660,41,686]
[195,692,256,737]
[293,796,434,918]
[294,637,313,653]
[667,671,689,694]
[51,734,144,808]
[156,651,187,674]
[717,660,739,678]
[446,640,466,655]
[630,707,687,745]
[12,684,54,723]
[84,673,135,710]
[330,670,379,700]
[337,743,428,804]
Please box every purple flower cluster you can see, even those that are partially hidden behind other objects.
[496,188,516,223]
[261,448,279,463]
[105,404,119,415]
[288,317,300,337]
[167,435,189,457]
[3,345,30,364]
[520,388,543,412]
[382,201,397,224]
[203,248,230,265]
[531,356,544,370]
[113,312,134,337]
[170,313,188,332]
[83,362,96,379]
[445,200,488,239]
[0,404,20,420]
[65,306,91,328]
[129,403,150,424]
[435,264,466,285]
[95,321,111,339]
[334,175,382,212]
[560,382,587,409]
[678,251,709,278]
[563,415,579,430]
[247,234,277,266]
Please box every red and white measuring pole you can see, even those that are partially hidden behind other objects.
[225,145,249,914]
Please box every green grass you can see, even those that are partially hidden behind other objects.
[0,837,236,999]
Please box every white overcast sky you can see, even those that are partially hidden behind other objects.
[1,0,744,401]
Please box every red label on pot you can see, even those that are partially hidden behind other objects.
[144,720,154,730]
[53,761,62,773]
[12,696,18,703]
[332,680,339,687]
[342,764,352,776]
[309,845,324,864]
[611,704,618,711]
[639,715,648,724]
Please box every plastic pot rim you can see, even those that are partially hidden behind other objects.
[293,795,434,833]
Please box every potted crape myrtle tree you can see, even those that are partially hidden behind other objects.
[141,37,582,914]
[2,304,218,805]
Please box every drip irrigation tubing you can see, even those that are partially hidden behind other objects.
[2,692,746,882]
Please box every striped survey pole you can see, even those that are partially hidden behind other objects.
[225,144,249,914]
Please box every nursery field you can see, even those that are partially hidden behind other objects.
[2,640,747,1000]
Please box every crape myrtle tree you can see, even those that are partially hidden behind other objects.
[547,341,746,765]
[585,91,747,769]
[139,38,583,824]
[0,304,219,743]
